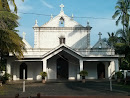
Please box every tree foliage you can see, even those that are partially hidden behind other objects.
[108,0,130,69]
[0,0,25,71]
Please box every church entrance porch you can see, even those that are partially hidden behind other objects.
[47,51,79,80]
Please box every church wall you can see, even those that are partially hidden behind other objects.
[12,61,42,80]
[38,30,88,49]
[47,56,57,79]
[25,62,42,80]
[84,62,98,79]
[68,56,79,80]
[12,62,21,80]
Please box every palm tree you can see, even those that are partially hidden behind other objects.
[112,0,130,32]
[108,32,118,47]
[0,0,24,13]
[0,0,25,71]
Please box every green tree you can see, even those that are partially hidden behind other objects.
[111,0,130,70]
[112,0,130,32]
[0,0,25,71]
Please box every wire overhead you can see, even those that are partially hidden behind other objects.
[18,12,115,20]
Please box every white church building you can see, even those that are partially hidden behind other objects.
[6,4,123,81]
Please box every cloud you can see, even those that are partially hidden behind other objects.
[40,0,53,9]
[10,0,32,13]
[16,0,32,12]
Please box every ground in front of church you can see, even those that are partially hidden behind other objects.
[0,80,130,97]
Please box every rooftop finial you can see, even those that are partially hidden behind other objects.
[22,32,26,39]
[34,19,38,27]
[87,20,89,26]
[60,4,64,12]
[98,32,102,40]
[35,20,38,25]
[51,14,53,19]
[71,14,74,19]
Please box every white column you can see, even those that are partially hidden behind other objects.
[77,60,83,80]
[43,59,47,72]
[108,61,114,78]
[80,60,83,71]
[6,59,11,74]
[114,59,119,72]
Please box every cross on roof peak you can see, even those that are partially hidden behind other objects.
[98,32,102,40]
[60,4,64,12]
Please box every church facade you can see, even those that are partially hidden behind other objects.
[6,4,123,81]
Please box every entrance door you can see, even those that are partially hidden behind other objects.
[57,57,68,79]
[97,62,105,79]
[20,63,27,79]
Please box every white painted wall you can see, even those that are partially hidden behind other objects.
[12,61,42,80]
[84,62,98,79]
[38,30,88,49]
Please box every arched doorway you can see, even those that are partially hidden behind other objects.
[20,63,27,79]
[57,57,68,79]
[97,62,105,79]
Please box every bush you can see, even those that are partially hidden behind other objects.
[79,70,88,79]
[115,71,123,79]
[0,73,12,84]
[40,72,47,79]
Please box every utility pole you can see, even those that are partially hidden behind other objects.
[23,69,25,92]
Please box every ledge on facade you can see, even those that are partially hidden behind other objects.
[82,54,125,58]
[33,27,92,31]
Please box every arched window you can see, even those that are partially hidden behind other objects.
[59,17,64,27]
[59,37,65,44]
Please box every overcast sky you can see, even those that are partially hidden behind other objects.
[15,0,122,47]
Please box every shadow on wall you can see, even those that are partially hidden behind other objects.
[68,25,85,37]
[71,35,87,49]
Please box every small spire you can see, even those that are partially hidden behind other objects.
[34,19,38,27]
[22,32,26,39]
[60,4,64,12]
[35,20,38,25]
[87,20,89,26]
[98,32,102,40]
[51,14,53,19]
[71,14,74,19]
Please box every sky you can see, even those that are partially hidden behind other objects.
[14,0,122,47]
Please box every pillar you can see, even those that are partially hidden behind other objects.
[6,59,11,74]
[42,59,47,72]
[114,59,119,72]
[80,60,83,71]
[77,60,83,80]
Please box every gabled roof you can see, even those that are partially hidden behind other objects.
[22,39,32,48]
[42,44,82,59]
[93,39,110,49]
[41,12,83,27]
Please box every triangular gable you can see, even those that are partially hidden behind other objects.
[22,39,32,48]
[41,12,83,27]
[42,44,82,60]
[93,40,110,48]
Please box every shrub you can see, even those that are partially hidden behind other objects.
[0,73,12,84]
[40,72,47,79]
[115,71,123,79]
